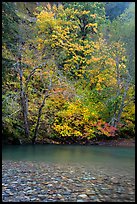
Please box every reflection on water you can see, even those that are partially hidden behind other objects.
[2,144,135,176]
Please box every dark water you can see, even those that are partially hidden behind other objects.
[2,144,135,176]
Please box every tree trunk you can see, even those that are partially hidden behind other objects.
[110,57,121,127]
[117,81,129,124]
[110,57,130,127]
[32,92,49,144]
[18,59,29,138]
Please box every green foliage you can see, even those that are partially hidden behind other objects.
[2,2,19,52]
[107,3,135,83]
[2,2,135,144]
[2,2,19,79]
[105,2,130,21]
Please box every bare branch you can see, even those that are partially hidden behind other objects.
[26,62,47,86]
[6,109,21,118]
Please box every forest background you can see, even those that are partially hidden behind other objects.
[2,2,135,145]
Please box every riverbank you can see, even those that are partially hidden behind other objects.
[2,160,135,202]
[36,138,135,147]
[93,138,135,147]
[3,135,135,147]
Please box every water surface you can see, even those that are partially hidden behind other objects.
[2,144,135,177]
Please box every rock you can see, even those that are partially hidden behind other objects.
[2,160,135,202]
[52,194,57,197]
[55,177,61,181]
[30,197,37,201]
[75,184,83,187]
[110,177,119,184]
[24,187,31,191]
[57,194,62,197]
[11,181,18,184]
[53,180,58,183]
[89,196,98,201]
[91,177,96,180]
[37,194,46,198]
[86,190,96,195]
[47,184,53,187]
[77,199,85,202]
[128,191,134,195]
[68,179,73,182]
[2,184,8,186]
[63,191,71,195]
[26,190,34,194]
[78,194,88,199]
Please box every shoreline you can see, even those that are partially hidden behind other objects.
[3,138,135,147]
[34,138,135,147]
[92,138,135,147]
[2,160,135,202]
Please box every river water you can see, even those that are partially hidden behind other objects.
[2,144,135,177]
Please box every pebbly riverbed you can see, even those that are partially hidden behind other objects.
[2,160,135,202]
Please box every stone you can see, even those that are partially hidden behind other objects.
[77,199,85,202]
[78,194,88,199]
[110,177,119,184]
[68,179,73,182]
[128,191,134,195]
[24,187,31,191]
[47,184,53,187]
[37,194,46,199]
[63,191,71,195]
[26,190,34,193]
[2,160,135,203]
[11,181,18,184]
[57,194,62,197]
[91,177,96,180]
[86,190,96,195]
[31,197,37,201]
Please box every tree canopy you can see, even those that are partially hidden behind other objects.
[2,2,135,144]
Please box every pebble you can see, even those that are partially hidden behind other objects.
[78,194,88,199]
[47,184,53,187]
[2,160,135,202]
[128,191,134,195]
[77,199,85,202]
[30,197,37,201]
[86,190,96,196]
[63,191,71,195]
[110,177,119,184]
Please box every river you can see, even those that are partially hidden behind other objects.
[2,144,135,177]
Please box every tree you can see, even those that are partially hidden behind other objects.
[35,3,134,139]
[2,2,135,144]
[105,2,135,83]
[35,3,107,79]
[2,2,35,141]
[104,2,130,21]
[2,2,20,78]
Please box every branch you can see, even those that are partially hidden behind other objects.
[26,62,47,87]
[6,109,21,118]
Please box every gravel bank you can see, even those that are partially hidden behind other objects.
[2,160,135,202]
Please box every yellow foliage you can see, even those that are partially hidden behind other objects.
[85,23,97,28]
[81,10,90,15]
[46,3,51,10]
[93,43,100,49]
[73,130,82,136]
[90,14,97,18]
[92,56,102,62]
[37,38,43,43]
[53,123,73,137]
[105,58,116,66]
[52,4,57,12]
[93,27,97,33]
